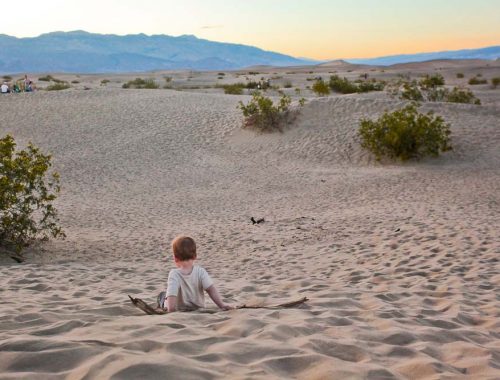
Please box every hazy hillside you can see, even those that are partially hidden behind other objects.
[347,45,500,66]
[0,31,313,73]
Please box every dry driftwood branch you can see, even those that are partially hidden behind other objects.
[128,295,167,315]
[236,296,308,309]
[128,295,308,316]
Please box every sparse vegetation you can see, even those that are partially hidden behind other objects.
[359,104,452,161]
[238,92,299,132]
[46,82,71,91]
[446,87,481,105]
[426,87,450,102]
[222,83,245,95]
[38,75,66,84]
[101,79,110,85]
[491,77,500,89]
[356,80,385,92]
[0,135,64,257]
[2,75,12,81]
[419,74,445,89]
[38,75,54,82]
[400,81,424,101]
[329,75,358,94]
[312,79,330,96]
[71,80,80,84]
[468,77,487,85]
[244,80,271,90]
[456,73,464,79]
[329,75,384,94]
[122,78,159,89]
[283,81,293,88]
[391,76,481,105]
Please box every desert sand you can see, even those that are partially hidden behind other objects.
[0,60,499,379]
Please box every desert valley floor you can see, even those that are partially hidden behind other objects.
[0,60,499,379]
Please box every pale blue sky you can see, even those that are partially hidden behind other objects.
[3,0,500,59]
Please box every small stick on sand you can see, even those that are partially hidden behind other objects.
[128,295,167,315]
[237,296,309,309]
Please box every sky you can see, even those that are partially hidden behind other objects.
[3,0,500,60]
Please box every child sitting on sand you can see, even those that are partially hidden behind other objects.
[158,236,233,312]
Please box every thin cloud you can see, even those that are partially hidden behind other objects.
[201,25,223,30]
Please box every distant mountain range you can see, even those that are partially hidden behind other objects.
[346,46,500,66]
[0,31,314,73]
[0,31,498,73]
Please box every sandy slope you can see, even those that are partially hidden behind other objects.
[0,78,499,379]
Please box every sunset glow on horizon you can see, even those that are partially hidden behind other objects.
[3,0,500,60]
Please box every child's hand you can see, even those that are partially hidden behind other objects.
[221,304,234,311]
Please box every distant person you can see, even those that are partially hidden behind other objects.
[12,83,21,93]
[25,81,33,92]
[1,82,10,94]
[23,74,30,89]
[157,236,233,312]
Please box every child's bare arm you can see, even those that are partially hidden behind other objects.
[206,285,233,310]
[166,296,177,312]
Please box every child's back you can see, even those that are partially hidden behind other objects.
[166,265,213,310]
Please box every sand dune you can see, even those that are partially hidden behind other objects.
[0,66,499,379]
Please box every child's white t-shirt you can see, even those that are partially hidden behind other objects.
[165,265,213,310]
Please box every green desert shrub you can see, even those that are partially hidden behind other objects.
[400,81,424,101]
[393,78,480,104]
[312,79,330,96]
[468,77,487,85]
[329,75,384,94]
[329,75,358,94]
[244,80,271,90]
[71,80,80,84]
[101,79,110,85]
[38,75,66,84]
[222,83,245,95]
[0,135,64,257]
[419,74,445,89]
[122,78,159,89]
[283,81,293,88]
[426,87,450,102]
[359,104,452,161]
[38,75,54,82]
[456,73,464,79]
[246,81,259,89]
[46,82,70,91]
[491,77,500,89]
[446,87,481,104]
[357,80,385,92]
[238,92,295,132]
[3,75,12,81]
